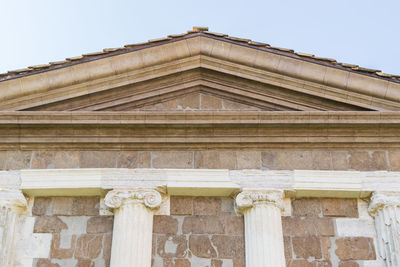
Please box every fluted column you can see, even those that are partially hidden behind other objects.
[0,189,27,267]
[368,191,400,267]
[236,189,285,267]
[105,188,162,267]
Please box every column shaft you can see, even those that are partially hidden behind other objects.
[237,190,286,267]
[105,188,162,267]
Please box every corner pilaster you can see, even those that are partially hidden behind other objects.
[369,191,400,267]
[0,189,27,267]
[236,189,286,267]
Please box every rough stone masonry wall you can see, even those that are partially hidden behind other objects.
[1,150,400,171]
[32,197,113,267]
[283,198,379,267]
[152,196,245,267]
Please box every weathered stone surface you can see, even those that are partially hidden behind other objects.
[201,93,222,109]
[335,237,376,260]
[157,235,187,258]
[211,259,223,267]
[389,151,400,171]
[193,197,221,216]
[218,151,237,169]
[86,216,113,233]
[174,259,191,267]
[34,216,68,233]
[75,234,103,259]
[52,197,99,216]
[33,197,52,216]
[348,151,387,171]
[51,233,76,259]
[79,151,118,168]
[321,237,331,260]
[194,151,220,169]
[339,262,359,267]
[36,259,61,267]
[152,151,193,168]
[116,151,151,168]
[76,259,94,267]
[311,151,332,170]
[211,235,244,259]
[322,198,358,217]
[103,233,112,265]
[292,198,322,217]
[153,215,179,234]
[292,236,322,259]
[331,151,349,170]
[284,236,292,261]
[291,260,332,267]
[236,151,260,169]
[31,151,56,169]
[189,235,217,258]
[224,216,244,235]
[170,196,193,215]
[5,151,32,169]
[282,217,335,237]
[54,151,80,168]
[261,151,313,170]
[182,216,224,234]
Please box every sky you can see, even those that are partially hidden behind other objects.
[0,0,399,75]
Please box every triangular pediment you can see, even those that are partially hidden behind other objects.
[1,32,399,112]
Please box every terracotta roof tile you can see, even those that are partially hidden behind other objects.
[1,27,399,83]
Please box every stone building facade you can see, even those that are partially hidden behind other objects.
[1,27,400,267]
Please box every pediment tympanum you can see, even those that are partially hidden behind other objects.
[0,30,399,111]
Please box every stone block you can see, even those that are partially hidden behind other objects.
[103,233,112,265]
[348,151,388,171]
[182,216,224,234]
[86,216,113,233]
[282,217,335,237]
[77,259,94,267]
[322,237,331,260]
[200,94,223,110]
[292,198,322,217]
[292,236,322,259]
[33,197,52,216]
[36,259,61,267]
[193,197,221,215]
[174,259,191,267]
[339,262,359,267]
[153,215,178,234]
[116,151,151,168]
[335,237,376,260]
[31,151,56,169]
[5,151,32,170]
[152,151,193,168]
[261,151,313,170]
[284,236,292,260]
[322,198,358,217]
[335,218,375,237]
[211,259,223,267]
[51,233,76,259]
[156,235,187,258]
[170,196,193,215]
[224,215,244,235]
[54,151,80,168]
[52,197,99,216]
[34,216,68,233]
[194,151,220,169]
[331,151,349,170]
[218,151,237,169]
[79,151,118,168]
[236,151,260,169]
[389,151,400,171]
[75,234,103,259]
[211,235,244,259]
[189,235,217,258]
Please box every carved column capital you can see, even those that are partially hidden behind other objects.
[0,189,27,209]
[236,189,284,212]
[368,191,400,216]
[104,188,162,210]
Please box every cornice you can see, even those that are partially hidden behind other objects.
[0,111,399,150]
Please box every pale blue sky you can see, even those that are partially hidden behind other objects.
[1,0,399,74]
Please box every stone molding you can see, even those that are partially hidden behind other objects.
[368,191,400,216]
[236,189,284,212]
[104,188,162,209]
[0,189,27,209]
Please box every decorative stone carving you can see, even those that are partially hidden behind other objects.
[104,188,162,209]
[0,189,27,267]
[368,191,400,267]
[236,189,286,267]
[104,188,162,267]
